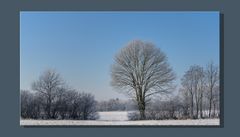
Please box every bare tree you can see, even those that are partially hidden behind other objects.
[178,88,191,118]
[205,62,219,118]
[31,69,64,119]
[111,40,175,119]
[212,85,220,117]
[181,68,195,118]
[181,65,205,119]
[199,70,205,118]
[190,66,205,118]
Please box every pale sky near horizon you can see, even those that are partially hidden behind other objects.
[20,12,219,101]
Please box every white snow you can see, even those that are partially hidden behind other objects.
[20,111,220,126]
[98,111,128,121]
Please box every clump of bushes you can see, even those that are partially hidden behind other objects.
[21,90,99,120]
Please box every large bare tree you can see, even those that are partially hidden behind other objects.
[111,40,175,119]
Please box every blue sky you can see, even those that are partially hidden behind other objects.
[20,12,219,101]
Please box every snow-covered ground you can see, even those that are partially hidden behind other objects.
[98,111,129,121]
[20,119,220,126]
[20,111,220,126]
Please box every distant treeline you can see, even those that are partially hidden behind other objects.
[96,98,137,111]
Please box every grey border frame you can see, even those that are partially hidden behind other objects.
[1,0,240,137]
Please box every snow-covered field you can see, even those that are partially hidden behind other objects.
[98,111,129,121]
[20,111,220,126]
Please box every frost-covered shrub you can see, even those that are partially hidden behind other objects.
[127,97,184,120]
[20,90,42,119]
[21,89,99,120]
[127,111,141,120]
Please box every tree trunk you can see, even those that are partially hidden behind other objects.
[196,103,199,119]
[138,100,146,120]
[136,87,146,120]
[190,94,194,119]
[213,102,216,118]
[200,94,203,118]
[45,98,52,119]
[139,108,146,120]
[209,90,213,118]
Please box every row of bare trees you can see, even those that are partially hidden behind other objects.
[20,70,98,120]
[180,62,219,119]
